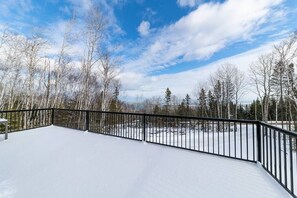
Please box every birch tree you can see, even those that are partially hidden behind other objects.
[21,35,46,109]
[76,5,106,110]
[250,53,275,122]
[99,53,118,111]
[52,18,75,108]
[273,32,297,128]
[233,67,245,119]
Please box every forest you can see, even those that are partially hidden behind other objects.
[0,6,297,131]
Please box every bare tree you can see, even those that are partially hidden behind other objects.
[98,53,118,111]
[233,67,246,119]
[76,5,107,110]
[52,18,76,108]
[250,53,275,122]
[211,64,239,119]
[273,32,297,128]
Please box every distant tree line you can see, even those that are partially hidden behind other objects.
[129,33,297,131]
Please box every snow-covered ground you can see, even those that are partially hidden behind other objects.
[0,126,292,198]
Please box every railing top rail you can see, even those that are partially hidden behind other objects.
[259,121,297,137]
[2,108,296,135]
[54,108,259,124]
[0,108,52,113]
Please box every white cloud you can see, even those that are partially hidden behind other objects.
[120,40,280,103]
[0,0,36,33]
[44,0,126,58]
[123,0,284,73]
[0,0,34,15]
[67,0,93,12]
[43,20,84,58]
[67,0,124,35]
[137,21,150,37]
[177,0,202,8]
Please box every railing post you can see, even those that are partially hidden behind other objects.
[256,122,262,163]
[5,121,8,140]
[86,110,89,131]
[143,114,146,142]
[51,108,55,125]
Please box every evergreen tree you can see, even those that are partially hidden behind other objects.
[153,105,161,114]
[109,86,121,112]
[268,97,277,121]
[249,99,262,120]
[198,88,208,117]
[208,90,216,118]
[177,99,186,116]
[271,60,287,125]
[213,80,222,118]
[185,94,191,116]
[237,104,247,119]
[164,88,172,114]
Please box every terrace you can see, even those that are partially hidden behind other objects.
[0,108,297,198]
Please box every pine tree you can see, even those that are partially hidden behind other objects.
[164,88,171,114]
[208,90,216,118]
[177,99,186,116]
[198,88,208,117]
[109,86,121,112]
[213,80,222,118]
[271,60,288,126]
[153,105,161,114]
[249,99,262,120]
[185,94,191,116]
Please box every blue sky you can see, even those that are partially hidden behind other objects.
[1,0,297,102]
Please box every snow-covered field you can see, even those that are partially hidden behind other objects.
[0,126,293,198]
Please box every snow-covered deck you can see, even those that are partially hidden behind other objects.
[0,126,292,198]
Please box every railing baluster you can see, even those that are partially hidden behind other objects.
[198,120,200,151]
[266,127,268,169]
[246,123,249,160]
[274,129,277,177]
[284,134,288,188]
[279,131,282,183]
[207,121,210,152]
[289,136,293,193]
[234,122,237,158]
[269,128,272,173]
[212,120,215,154]
[223,121,225,155]
[218,121,220,155]
[202,120,205,152]
[229,122,231,157]
[240,122,243,159]
[252,123,255,161]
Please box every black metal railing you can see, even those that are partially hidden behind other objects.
[1,108,297,197]
[53,109,258,161]
[52,108,297,198]
[145,114,258,162]
[53,109,86,131]
[0,109,52,135]
[259,122,297,197]
[88,111,143,141]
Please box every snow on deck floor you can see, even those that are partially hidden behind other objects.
[0,126,292,198]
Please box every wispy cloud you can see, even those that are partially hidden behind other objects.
[123,0,285,73]
[137,21,151,37]
[67,0,124,35]
[177,0,203,8]
[0,0,36,33]
[0,0,34,16]
[120,40,280,103]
